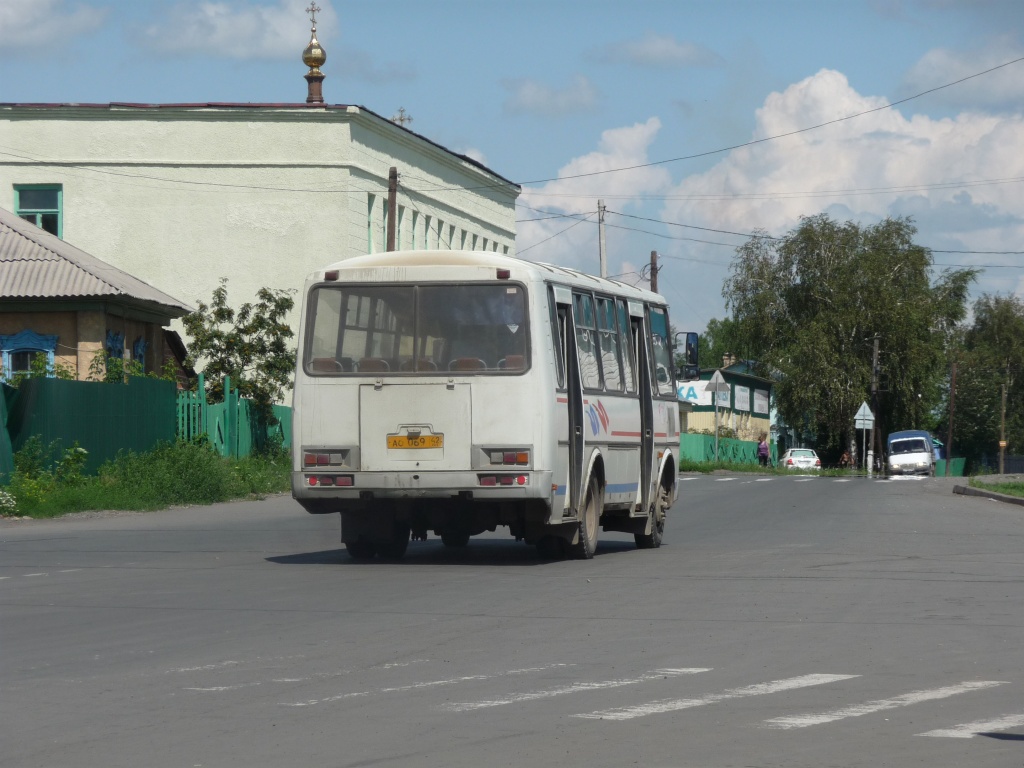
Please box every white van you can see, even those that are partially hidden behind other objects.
[887,430,935,476]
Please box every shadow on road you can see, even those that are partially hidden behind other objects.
[266,537,639,567]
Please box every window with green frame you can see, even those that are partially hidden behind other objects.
[15,184,62,237]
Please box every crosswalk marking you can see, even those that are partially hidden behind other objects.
[573,673,858,721]
[444,667,711,712]
[280,662,573,707]
[919,713,1024,738]
[763,681,1008,729]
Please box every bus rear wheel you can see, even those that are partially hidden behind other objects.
[441,530,470,548]
[345,539,376,560]
[635,485,668,549]
[376,524,411,560]
[569,476,601,560]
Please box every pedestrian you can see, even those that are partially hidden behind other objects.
[839,450,851,468]
[757,434,770,467]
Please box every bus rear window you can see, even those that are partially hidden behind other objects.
[304,283,529,374]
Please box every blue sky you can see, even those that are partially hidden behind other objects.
[1,0,1022,335]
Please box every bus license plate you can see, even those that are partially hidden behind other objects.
[387,434,444,449]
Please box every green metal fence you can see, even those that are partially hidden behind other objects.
[935,458,966,477]
[0,374,292,484]
[3,376,176,475]
[1,384,15,480]
[679,433,777,465]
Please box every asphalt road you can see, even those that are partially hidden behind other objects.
[2,473,1022,768]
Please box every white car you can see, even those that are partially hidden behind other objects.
[781,448,821,471]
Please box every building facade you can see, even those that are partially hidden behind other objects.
[0,206,191,382]
[678,357,774,443]
[0,102,520,334]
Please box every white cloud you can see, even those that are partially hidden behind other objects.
[0,0,107,50]
[518,118,671,274]
[595,33,722,69]
[502,75,599,117]
[143,0,339,60]
[661,68,1024,300]
[901,37,1024,112]
[458,146,488,166]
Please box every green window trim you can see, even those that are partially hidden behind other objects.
[14,184,63,238]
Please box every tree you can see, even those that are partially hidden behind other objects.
[938,294,1024,469]
[182,279,296,422]
[723,214,976,452]
[699,317,746,371]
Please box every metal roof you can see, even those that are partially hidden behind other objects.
[0,206,192,316]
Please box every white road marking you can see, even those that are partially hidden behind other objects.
[763,681,1008,729]
[0,577,10,580]
[833,479,851,483]
[185,684,259,692]
[755,478,773,482]
[715,478,736,482]
[24,572,47,577]
[574,673,857,721]
[444,667,711,712]
[169,661,242,673]
[919,714,1024,738]
[281,663,573,708]
[794,478,814,483]
[58,569,82,573]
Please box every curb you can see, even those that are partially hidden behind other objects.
[953,484,1024,507]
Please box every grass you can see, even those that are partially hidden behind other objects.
[1,440,291,519]
[969,478,1024,499]
[679,458,855,477]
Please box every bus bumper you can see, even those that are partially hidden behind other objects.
[292,470,554,511]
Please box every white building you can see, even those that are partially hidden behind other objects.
[0,100,519,337]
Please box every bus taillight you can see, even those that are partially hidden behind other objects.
[307,474,354,487]
[303,451,348,467]
[489,450,530,466]
[478,474,529,486]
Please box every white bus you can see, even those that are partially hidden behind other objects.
[291,250,680,560]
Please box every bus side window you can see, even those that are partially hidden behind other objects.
[616,299,635,393]
[596,296,622,391]
[547,286,565,389]
[573,292,602,390]
[647,305,676,397]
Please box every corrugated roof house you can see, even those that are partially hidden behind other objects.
[0,206,192,381]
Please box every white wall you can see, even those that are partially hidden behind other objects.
[0,104,519,337]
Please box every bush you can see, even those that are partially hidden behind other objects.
[1,439,291,518]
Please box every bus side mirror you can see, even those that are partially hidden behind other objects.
[674,331,699,380]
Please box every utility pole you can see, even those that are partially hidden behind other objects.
[598,200,607,277]
[650,251,658,293]
[1000,382,1007,475]
[868,335,880,475]
[946,359,957,471]
[386,166,398,252]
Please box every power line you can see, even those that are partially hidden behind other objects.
[409,55,1024,192]
[523,175,1024,202]
[517,211,595,255]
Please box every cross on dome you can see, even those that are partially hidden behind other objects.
[306,3,321,28]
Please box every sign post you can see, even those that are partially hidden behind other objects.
[705,371,731,463]
[854,401,875,475]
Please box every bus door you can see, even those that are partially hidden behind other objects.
[629,302,654,515]
[553,287,585,516]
